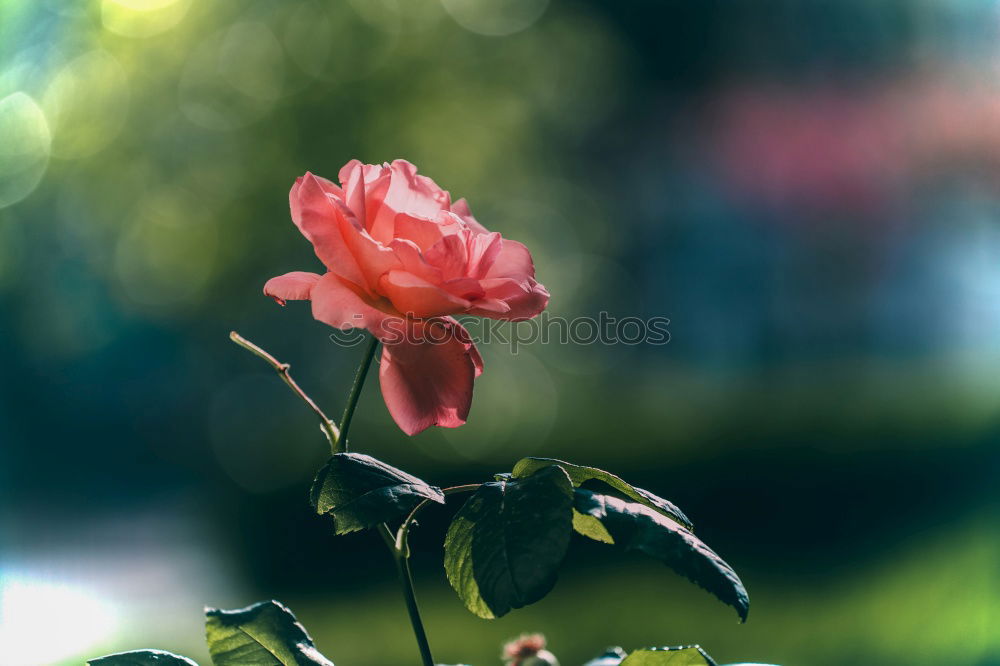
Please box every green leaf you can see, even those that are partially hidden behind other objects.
[574,489,750,621]
[205,599,334,666]
[620,646,717,665]
[585,647,779,666]
[88,651,199,666]
[512,457,692,530]
[573,509,615,544]
[444,465,574,619]
[309,453,445,534]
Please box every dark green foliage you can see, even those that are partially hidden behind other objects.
[204,600,334,666]
[310,452,445,534]
[512,457,692,529]
[574,489,750,621]
[444,465,574,618]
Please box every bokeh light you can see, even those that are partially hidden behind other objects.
[101,0,194,39]
[114,187,218,311]
[0,574,119,666]
[0,92,50,209]
[440,0,550,36]
[43,50,129,159]
[346,0,446,35]
[179,20,285,132]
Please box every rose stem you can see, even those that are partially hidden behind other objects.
[380,485,481,666]
[335,333,380,454]
[335,329,431,666]
[229,331,340,452]
[331,332,438,664]
[387,535,436,666]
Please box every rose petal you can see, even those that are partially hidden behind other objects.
[466,231,502,278]
[297,172,343,199]
[367,161,451,245]
[339,159,367,223]
[485,238,535,280]
[379,318,480,435]
[291,173,367,288]
[424,234,469,281]
[384,160,449,220]
[452,197,490,234]
[471,277,549,321]
[337,159,363,187]
[378,269,471,318]
[468,297,511,315]
[334,209,401,290]
[394,213,445,250]
[435,210,469,237]
[362,166,392,239]
[442,277,485,301]
[390,238,443,284]
[263,271,322,305]
[311,271,397,336]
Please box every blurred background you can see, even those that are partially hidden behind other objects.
[1,0,999,664]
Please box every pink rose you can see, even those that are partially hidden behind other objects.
[264,159,549,435]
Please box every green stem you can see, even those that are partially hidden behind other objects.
[391,544,435,666]
[335,334,380,453]
[396,484,482,553]
[380,485,481,666]
[229,331,340,449]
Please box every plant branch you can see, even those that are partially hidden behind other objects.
[392,546,435,666]
[395,484,482,554]
[229,331,340,451]
[336,334,380,453]
[379,484,480,666]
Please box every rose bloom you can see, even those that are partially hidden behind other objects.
[264,159,549,435]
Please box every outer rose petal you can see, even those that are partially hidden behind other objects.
[378,269,470,318]
[263,271,321,305]
[311,271,396,336]
[291,174,367,289]
[470,277,550,321]
[338,159,363,188]
[296,172,343,199]
[452,197,489,234]
[379,319,480,435]
[486,238,536,280]
[339,159,368,223]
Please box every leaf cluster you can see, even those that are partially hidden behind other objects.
[305,452,748,622]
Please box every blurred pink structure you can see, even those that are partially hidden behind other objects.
[708,70,1000,215]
